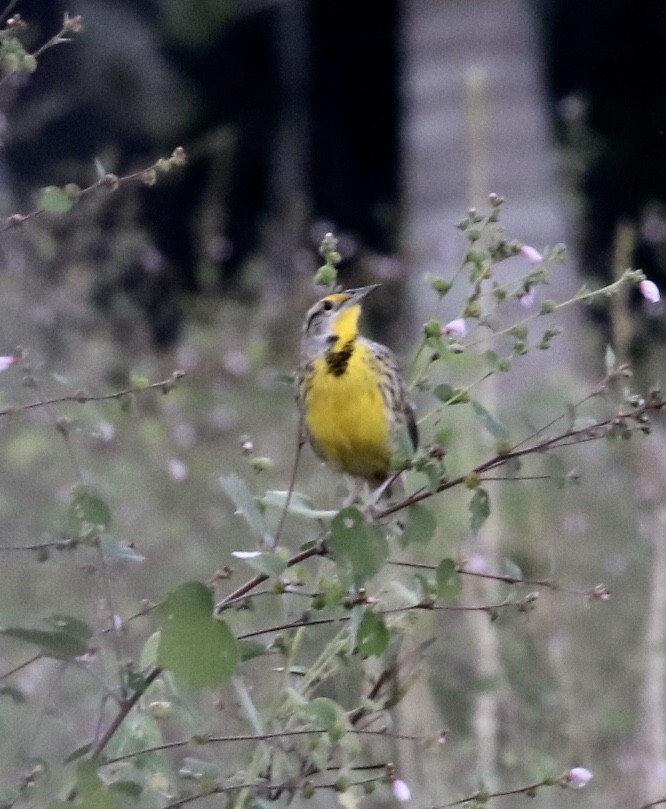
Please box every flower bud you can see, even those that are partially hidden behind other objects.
[520,244,543,264]
[391,779,411,802]
[171,146,187,166]
[314,263,337,287]
[423,320,443,339]
[639,279,660,303]
[442,318,466,337]
[561,767,593,789]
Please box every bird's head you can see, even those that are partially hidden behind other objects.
[301,285,380,358]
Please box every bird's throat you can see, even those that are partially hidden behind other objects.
[325,339,355,377]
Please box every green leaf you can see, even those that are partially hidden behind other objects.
[436,558,462,599]
[300,697,348,733]
[68,485,112,537]
[129,372,149,389]
[472,401,508,440]
[238,640,270,661]
[399,504,436,547]
[157,582,239,688]
[63,741,94,765]
[50,762,125,809]
[105,712,163,761]
[433,383,455,403]
[356,610,389,658]
[44,614,93,641]
[469,487,491,534]
[0,624,90,660]
[261,490,338,520]
[140,631,161,669]
[231,551,287,578]
[328,508,388,588]
[39,185,73,214]
[220,473,272,547]
[0,685,25,703]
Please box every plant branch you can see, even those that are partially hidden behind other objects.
[0,371,185,419]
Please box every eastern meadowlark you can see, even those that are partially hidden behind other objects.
[298,285,417,485]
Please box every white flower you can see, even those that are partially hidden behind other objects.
[442,318,466,336]
[520,244,543,264]
[391,779,411,802]
[563,767,593,789]
[0,355,18,372]
[639,279,660,303]
[519,287,536,309]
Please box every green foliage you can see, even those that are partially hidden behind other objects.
[157,582,239,688]
[328,508,388,589]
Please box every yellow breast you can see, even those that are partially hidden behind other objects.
[304,342,391,480]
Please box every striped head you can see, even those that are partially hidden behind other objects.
[300,285,380,363]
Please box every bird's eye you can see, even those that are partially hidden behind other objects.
[326,334,337,345]
[322,300,333,311]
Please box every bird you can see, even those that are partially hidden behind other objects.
[297,284,417,488]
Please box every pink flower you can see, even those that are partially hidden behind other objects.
[391,779,411,802]
[520,244,543,264]
[639,279,660,303]
[519,287,536,309]
[442,319,466,337]
[168,458,189,481]
[562,767,593,789]
[0,355,18,372]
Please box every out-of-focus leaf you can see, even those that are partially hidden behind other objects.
[39,185,73,213]
[44,614,93,640]
[231,550,287,578]
[63,741,94,765]
[50,761,126,809]
[68,485,112,537]
[469,487,490,534]
[329,508,388,588]
[399,504,436,547]
[0,685,25,703]
[356,610,389,658]
[0,621,91,660]
[220,474,272,547]
[157,582,239,688]
[300,697,348,733]
[140,631,161,669]
[262,490,337,520]
[433,383,455,403]
[436,558,462,599]
[238,640,270,661]
[472,401,508,440]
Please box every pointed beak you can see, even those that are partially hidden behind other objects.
[345,284,381,305]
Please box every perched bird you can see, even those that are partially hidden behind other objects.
[298,285,417,486]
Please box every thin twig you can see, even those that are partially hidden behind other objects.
[0,652,42,681]
[435,777,553,807]
[273,417,305,547]
[0,372,184,418]
[103,726,433,766]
